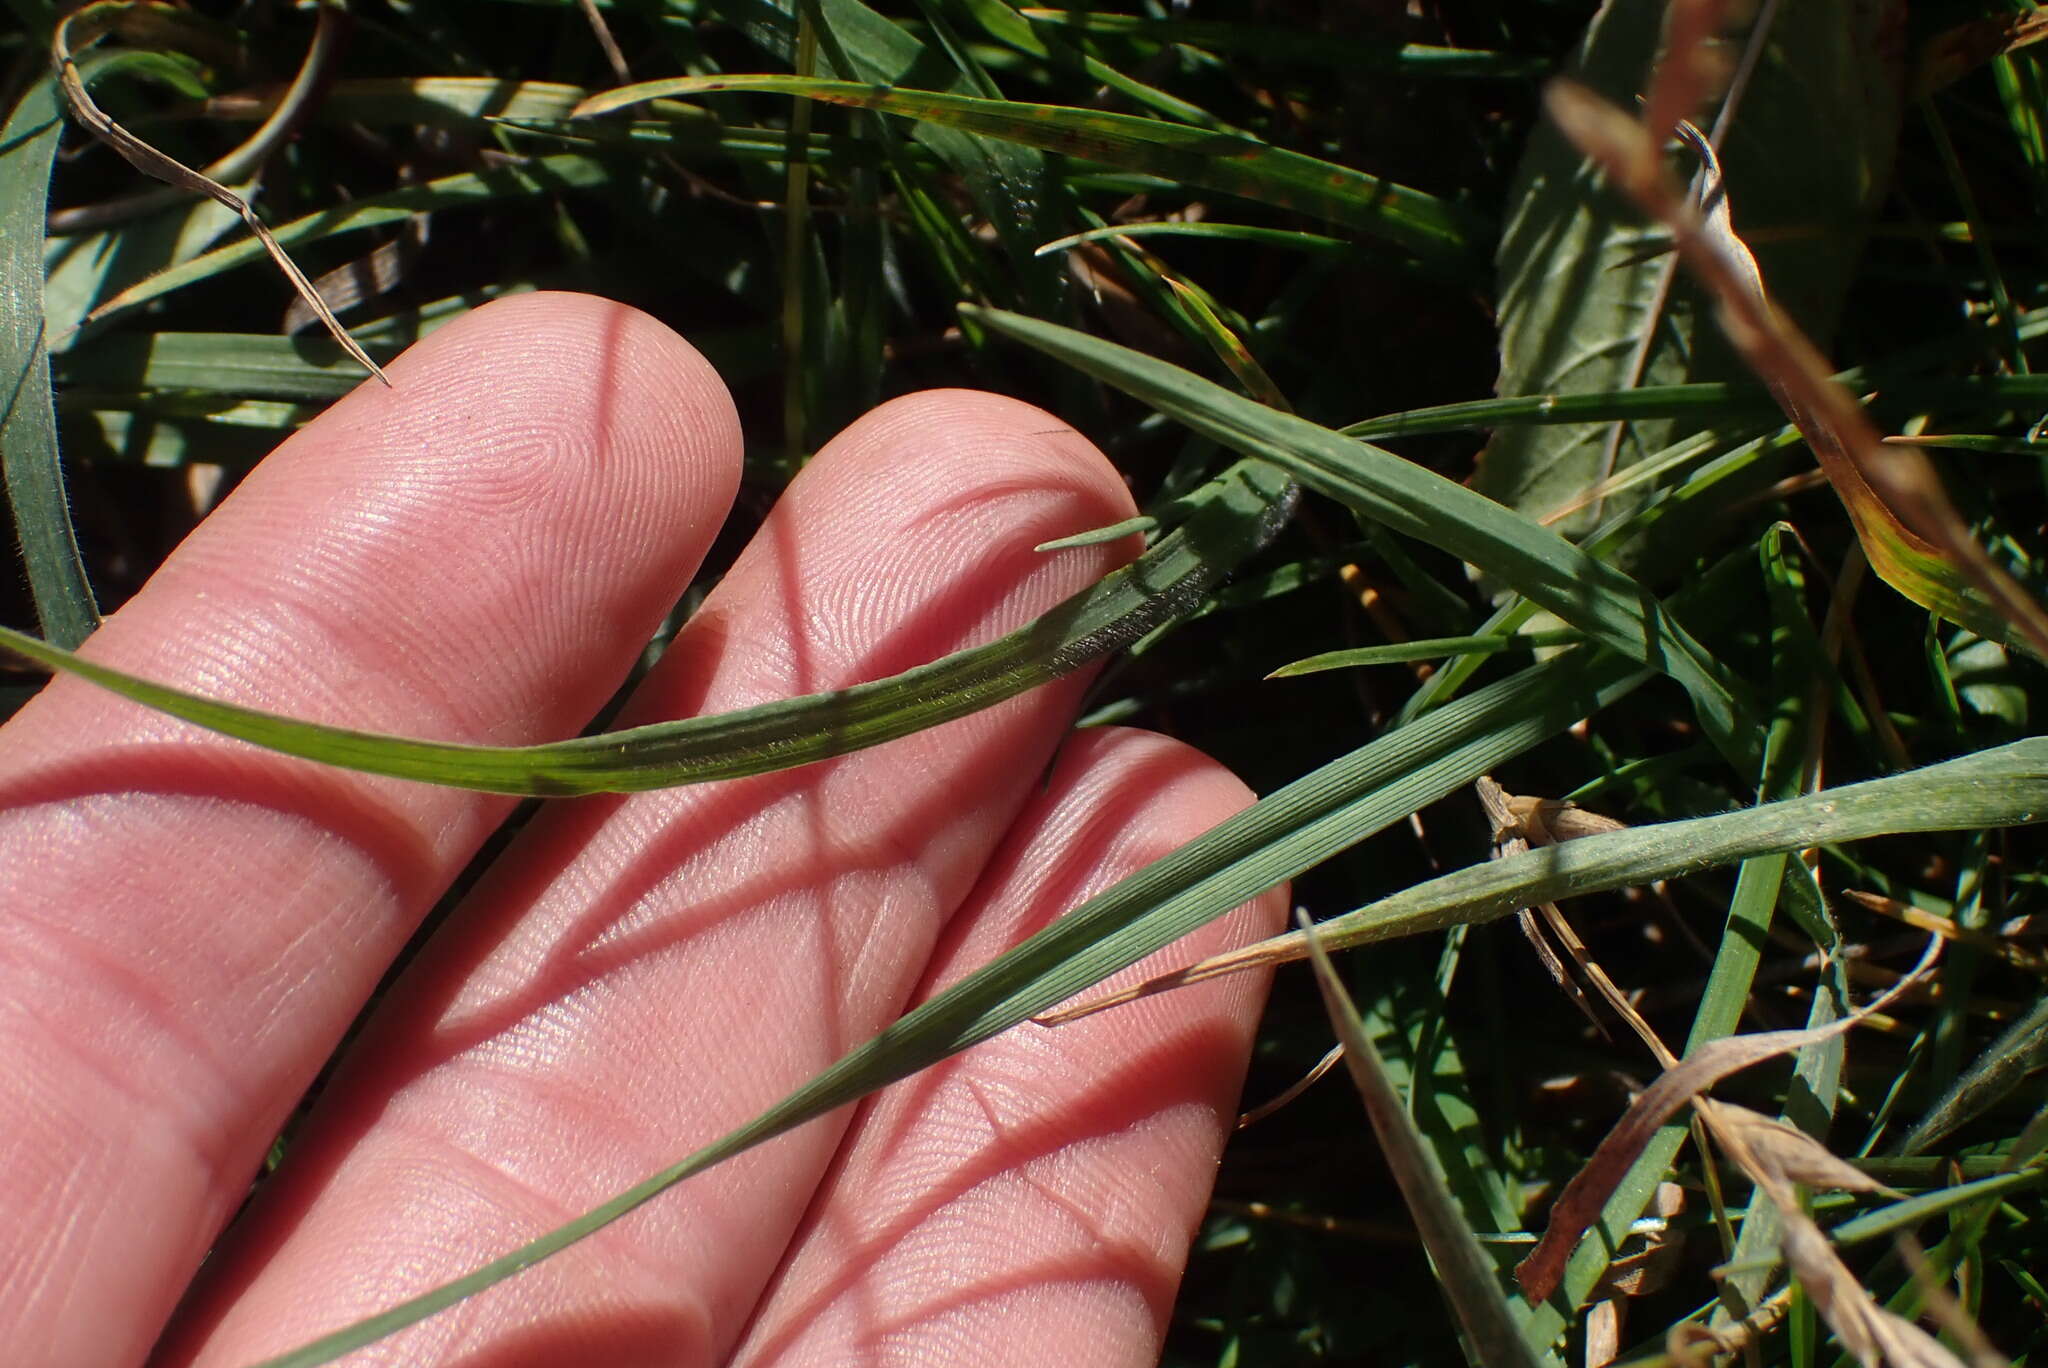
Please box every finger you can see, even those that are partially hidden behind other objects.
[164,391,1144,1366]
[732,726,1285,1368]
[0,293,741,1367]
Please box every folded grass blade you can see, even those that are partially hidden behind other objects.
[0,461,1293,794]
[573,75,1481,267]
[1,69,100,648]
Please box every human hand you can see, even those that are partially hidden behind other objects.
[0,292,1285,1366]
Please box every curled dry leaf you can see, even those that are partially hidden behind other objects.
[1778,1219,1967,1368]
[51,2,390,385]
[1691,1097,1895,1198]
[1479,776,1660,1052]
[1513,937,1940,1304]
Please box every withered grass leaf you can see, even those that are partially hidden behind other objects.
[1513,940,1937,1303]
[1692,1098,1896,1197]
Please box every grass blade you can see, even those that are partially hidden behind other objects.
[1,69,99,648]
[573,74,1482,267]
[966,303,1759,770]
[256,634,1654,1367]
[75,155,615,330]
[0,461,1294,794]
[1298,913,1545,1368]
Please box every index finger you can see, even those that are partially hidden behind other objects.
[0,292,742,1366]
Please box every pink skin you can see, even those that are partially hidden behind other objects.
[0,293,1285,1367]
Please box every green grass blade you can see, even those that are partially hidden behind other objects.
[56,330,404,401]
[574,75,1482,267]
[0,461,1294,794]
[256,632,1655,1367]
[58,319,777,410]
[1035,220,1351,258]
[1301,738,2048,955]
[1298,916,1546,1368]
[1896,991,2048,1157]
[2,69,100,648]
[717,0,1063,306]
[965,304,1759,771]
[952,0,1230,130]
[1270,630,1583,675]
[1013,11,1547,78]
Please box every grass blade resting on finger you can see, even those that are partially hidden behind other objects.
[1,67,99,648]
[252,689,2048,1364]
[30,0,2048,1358]
[257,622,1660,1367]
[0,461,1296,794]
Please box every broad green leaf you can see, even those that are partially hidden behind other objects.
[574,75,1482,268]
[1479,0,1901,541]
[0,461,1295,795]
[2,68,99,648]
[965,303,1758,771]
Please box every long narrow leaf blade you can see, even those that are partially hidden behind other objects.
[573,75,1481,266]
[1298,915,1545,1368]
[965,303,1758,769]
[258,648,1654,1366]
[0,462,1293,794]
[2,71,99,647]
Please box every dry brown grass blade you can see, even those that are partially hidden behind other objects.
[47,0,343,236]
[1845,889,2048,973]
[52,2,390,386]
[1236,1041,1344,1128]
[1541,77,2048,660]
[1777,1219,1966,1368]
[1702,1103,1974,1368]
[1914,9,2048,98]
[577,0,632,85]
[1896,1235,2011,1368]
[1639,0,1738,151]
[1513,937,1941,1304]
[1480,776,1625,1043]
[281,214,430,337]
[1692,1098,1895,1197]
